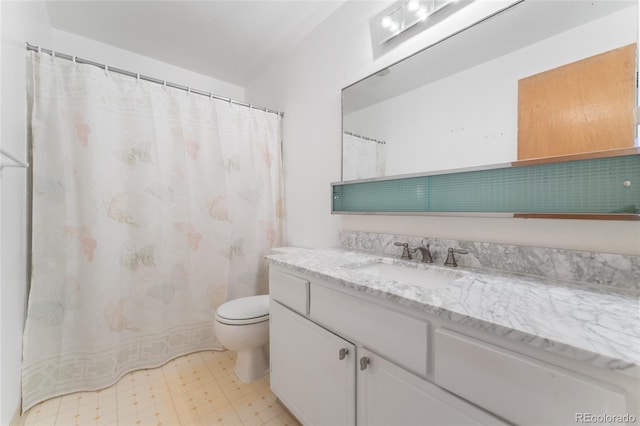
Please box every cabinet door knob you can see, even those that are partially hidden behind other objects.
[338,348,349,360]
[359,357,370,370]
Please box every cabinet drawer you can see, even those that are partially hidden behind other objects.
[434,329,627,426]
[269,269,309,315]
[310,283,428,376]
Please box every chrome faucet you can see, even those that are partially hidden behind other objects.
[444,248,469,267]
[394,242,411,259]
[410,244,433,263]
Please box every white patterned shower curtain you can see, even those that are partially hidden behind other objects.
[22,53,284,411]
[342,132,386,180]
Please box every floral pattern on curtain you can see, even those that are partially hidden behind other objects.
[22,53,284,411]
[342,132,386,180]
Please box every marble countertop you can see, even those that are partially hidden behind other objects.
[267,248,640,379]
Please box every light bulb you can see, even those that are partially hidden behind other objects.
[417,7,428,20]
[381,16,393,28]
[407,0,420,12]
[389,22,399,32]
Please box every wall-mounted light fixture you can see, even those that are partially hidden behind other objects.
[379,0,433,43]
[371,0,473,50]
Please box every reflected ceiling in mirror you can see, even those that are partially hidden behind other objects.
[342,0,638,182]
[373,0,472,44]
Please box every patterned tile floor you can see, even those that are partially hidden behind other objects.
[23,351,300,426]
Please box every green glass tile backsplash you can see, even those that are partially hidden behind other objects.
[332,155,640,214]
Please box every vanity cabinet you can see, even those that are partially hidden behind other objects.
[269,266,638,425]
[269,267,505,426]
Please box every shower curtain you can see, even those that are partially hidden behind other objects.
[342,132,386,180]
[22,53,284,411]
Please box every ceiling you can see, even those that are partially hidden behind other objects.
[46,0,346,87]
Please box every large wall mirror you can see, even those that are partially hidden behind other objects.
[341,0,638,182]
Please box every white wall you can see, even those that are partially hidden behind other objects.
[246,0,640,256]
[51,29,245,102]
[1,2,52,423]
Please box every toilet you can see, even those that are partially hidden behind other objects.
[215,295,270,383]
[214,247,306,383]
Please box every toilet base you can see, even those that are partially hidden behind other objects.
[234,345,269,383]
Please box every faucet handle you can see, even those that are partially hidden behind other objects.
[444,247,468,267]
[394,242,411,259]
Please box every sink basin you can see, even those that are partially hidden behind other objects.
[353,261,462,290]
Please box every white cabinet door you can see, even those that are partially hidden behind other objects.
[357,348,505,426]
[270,301,356,426]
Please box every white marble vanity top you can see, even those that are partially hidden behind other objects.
[266,248,640,379]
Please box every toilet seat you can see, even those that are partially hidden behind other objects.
[215,315,268,326]
[215,295,269,326]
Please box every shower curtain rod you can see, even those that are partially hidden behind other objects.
[343,131,386,145]
[26,42,284,117]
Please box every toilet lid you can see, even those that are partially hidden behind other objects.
[216,295,269,322]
